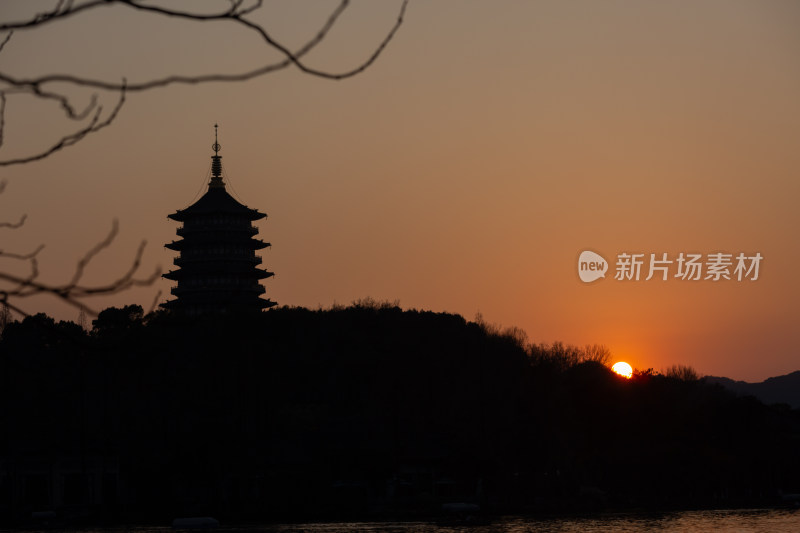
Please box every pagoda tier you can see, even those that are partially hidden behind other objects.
[163,265,274,280]
[160,127,276,315]
[165,237,270,251]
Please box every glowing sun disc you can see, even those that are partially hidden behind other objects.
[612,362,633,378]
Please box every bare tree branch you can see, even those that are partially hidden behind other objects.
[0,0,260,32]
[0,80,125,166]
[0,220,160,316]
[0,1,407,90]
[0,183,158,317]
[0,0,408,165]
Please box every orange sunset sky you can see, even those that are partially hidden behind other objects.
[1,1,798,381]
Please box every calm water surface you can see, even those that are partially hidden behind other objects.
[42,508,800,533]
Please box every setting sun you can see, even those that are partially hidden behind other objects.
[611,362,633,379]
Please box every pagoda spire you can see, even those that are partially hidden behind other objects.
[210,123,224,189]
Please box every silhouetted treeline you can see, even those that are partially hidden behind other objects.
[1,303,799,525]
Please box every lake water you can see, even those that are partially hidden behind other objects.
[44,508,800,533]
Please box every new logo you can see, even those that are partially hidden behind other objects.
[578,250,608,283]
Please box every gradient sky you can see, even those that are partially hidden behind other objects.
[1,1,798,381]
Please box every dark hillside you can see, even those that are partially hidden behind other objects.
[705,371,800,409]
[1,304,799,525]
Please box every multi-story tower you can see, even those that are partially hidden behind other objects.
[162,127,275,314]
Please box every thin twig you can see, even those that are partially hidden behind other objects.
[0,243,43,260]
[0,92,5,148]
[0,31,12,53]
[0,213,27,229]
[147,289,162,314]
[0,1,109,32]
[66,219,119,288]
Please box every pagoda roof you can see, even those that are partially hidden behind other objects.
[168,187,266,222]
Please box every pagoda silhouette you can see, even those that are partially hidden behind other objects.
[161,126,276,314]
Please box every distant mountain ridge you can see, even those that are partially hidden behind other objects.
[704,371,800,409]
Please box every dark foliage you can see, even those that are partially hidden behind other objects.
[1,304,799,524]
